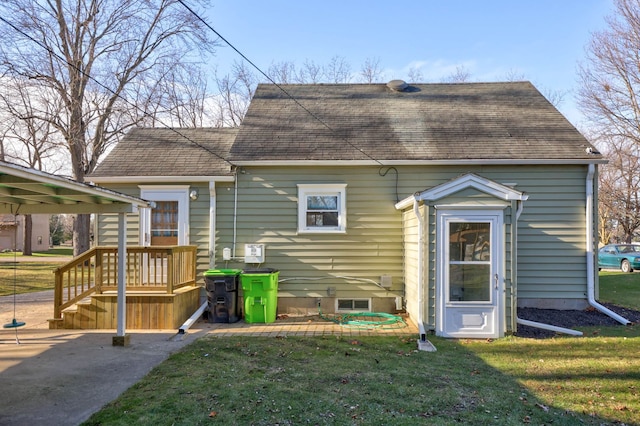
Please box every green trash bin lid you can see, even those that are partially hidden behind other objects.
[203,268,242,276]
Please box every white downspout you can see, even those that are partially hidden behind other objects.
[586,164,630,324]
[514,199,585,336]
[413,197,428,341]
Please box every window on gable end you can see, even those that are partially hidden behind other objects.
[297,184,347,233]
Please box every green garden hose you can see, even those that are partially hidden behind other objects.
[318,305,406,329]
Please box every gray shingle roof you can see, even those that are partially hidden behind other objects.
[90,127,237,177]
[229,81,599,162]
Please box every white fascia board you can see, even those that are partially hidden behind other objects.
[395,173,529,211]
[89,175,235,184]
[418,174,528,202]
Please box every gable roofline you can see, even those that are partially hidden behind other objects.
[395,173,529,210]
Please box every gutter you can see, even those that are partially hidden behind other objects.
[585,164,630,325]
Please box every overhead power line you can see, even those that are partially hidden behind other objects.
[0,15,233,167]
[176,0,383,165]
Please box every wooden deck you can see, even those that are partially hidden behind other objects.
[48,246,201,330]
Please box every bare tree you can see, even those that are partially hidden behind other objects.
[407,66,424,83]
[441,65,472,83]
[297,59,324,83]
[267,61,298,84]
[324,56,352,83]
[147,63,214,127]
[577,0,640,146]
[0,0,216,255]
[359,57,384,83]
[0,76,66,255]
[503,69,527,82]
[214,61,257,127]
[597,135,640,243]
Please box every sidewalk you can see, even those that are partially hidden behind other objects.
[0,290,417,425]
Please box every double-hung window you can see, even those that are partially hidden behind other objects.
[297,184,347,233]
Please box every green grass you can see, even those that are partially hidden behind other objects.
[83,335,640,426]
[0,248,72,296]
[0,262,59,296]
[82,272,640,425]
[0,246,73,258]
[599,271,640,310]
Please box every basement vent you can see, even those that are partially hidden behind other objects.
[337,298,371,312]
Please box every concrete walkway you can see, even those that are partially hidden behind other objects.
[0,290,418,425]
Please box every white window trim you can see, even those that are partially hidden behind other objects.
[139,185,190,246]
[297,183,347,234]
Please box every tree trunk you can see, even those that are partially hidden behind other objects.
[72,214,91,256]
[22,214,32,256]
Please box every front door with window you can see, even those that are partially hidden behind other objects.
[437,211,503,338]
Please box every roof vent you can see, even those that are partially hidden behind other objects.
[387,79,408,92]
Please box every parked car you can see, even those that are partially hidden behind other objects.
[598,244,640,272]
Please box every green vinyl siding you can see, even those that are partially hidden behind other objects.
[95,182,212,285]
[513,167,588,301]
[216,166,404,299]
[95,183,142,246]
[402,207,420,326]
[94,163,593,308]
[399,165,589,303]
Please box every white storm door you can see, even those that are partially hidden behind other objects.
[437,211,503,338]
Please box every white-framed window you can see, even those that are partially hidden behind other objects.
[297,183,347,233]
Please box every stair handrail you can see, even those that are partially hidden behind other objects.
[53,245,198,320]
[53,247,101,319]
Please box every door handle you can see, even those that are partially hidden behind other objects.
[494,274,499,290]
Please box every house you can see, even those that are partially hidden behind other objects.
[88,81,607,338]
[0,214,50,252]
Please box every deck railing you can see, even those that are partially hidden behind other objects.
[53,245,197,320]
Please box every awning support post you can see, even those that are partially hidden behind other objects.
[113,211,130,346]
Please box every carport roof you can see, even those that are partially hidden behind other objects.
[0,161,153,215]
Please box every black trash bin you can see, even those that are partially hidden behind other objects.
[204,269,241,323]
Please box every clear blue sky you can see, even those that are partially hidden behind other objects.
[207,1,614,126]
